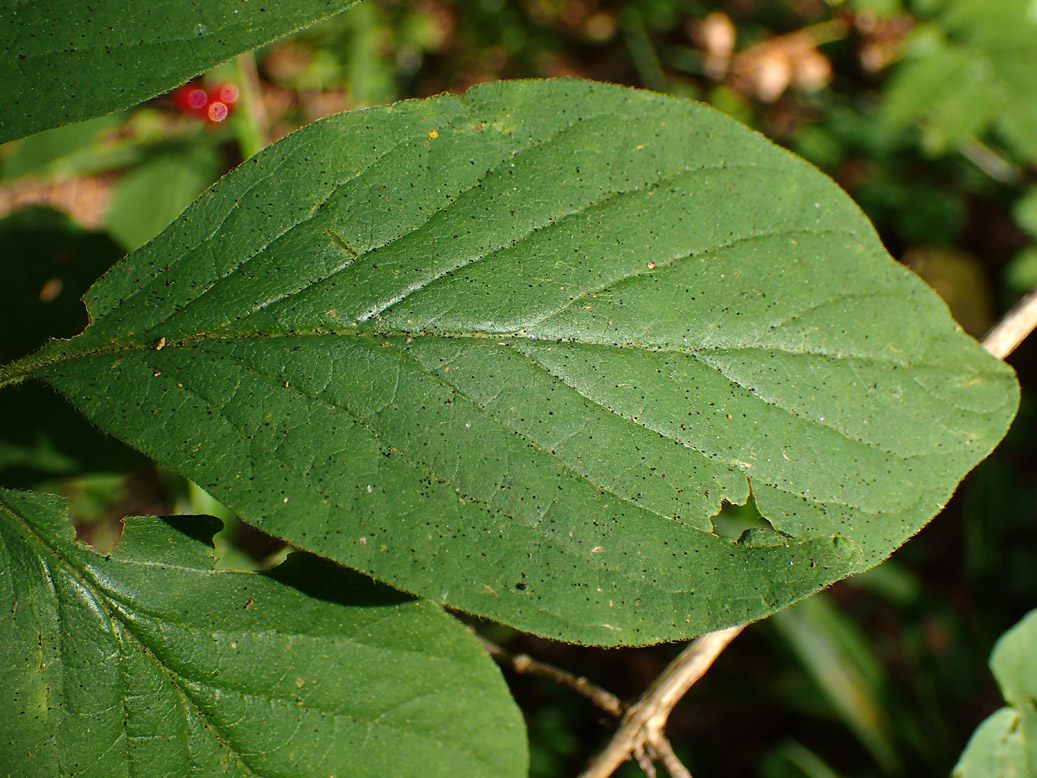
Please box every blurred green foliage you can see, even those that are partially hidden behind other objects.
[1,1,1034,776]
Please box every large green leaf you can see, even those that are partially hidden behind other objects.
[954,610,1037,778]
[0,0,360,144]
[4,79,1018,645]
[0,487,526,777]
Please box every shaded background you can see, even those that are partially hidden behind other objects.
[1,1,1034,776]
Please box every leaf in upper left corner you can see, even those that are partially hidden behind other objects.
[0,1,364,143]
[0,487,527,778]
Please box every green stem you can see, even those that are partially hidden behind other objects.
[0,339,85,390]
[0,353,42,389]
[621,7,668,93]
[233,52,268,159]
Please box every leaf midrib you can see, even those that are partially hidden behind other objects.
[27,317,996,481]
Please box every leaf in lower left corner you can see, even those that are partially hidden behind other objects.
[0,487,527,778]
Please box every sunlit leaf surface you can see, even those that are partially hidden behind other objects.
[19,79,1018,644]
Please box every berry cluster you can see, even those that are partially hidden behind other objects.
[171,81,240,123]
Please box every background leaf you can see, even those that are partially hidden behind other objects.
[953,610,1037,778]
[0,207,144,485]
[882,0,1037,162]
[13,79,1019,645]
[0,115,126,181]
[0,0,361,144]
[770,595,899,773]
[987,609,1037,772]
[0,487,527,778]
[106,143,225,251]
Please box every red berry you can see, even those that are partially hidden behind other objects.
[206,101,229,122]
[172,82,208,114]
[186,88,208,110]
[214,83,239,104]
[171,80,239,123]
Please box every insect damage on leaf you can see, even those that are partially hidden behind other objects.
[324,227,360,260]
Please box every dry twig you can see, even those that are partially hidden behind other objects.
[478,636,624,717]
[648,737,693,778]
[982,286,1037,359]
[577,625,744,778]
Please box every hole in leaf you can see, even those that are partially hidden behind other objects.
[709,492,773,540]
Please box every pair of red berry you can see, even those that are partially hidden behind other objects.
[171,81,240,123]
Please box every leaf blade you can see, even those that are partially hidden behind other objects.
[0,1,361,143]
[0,488,527,777]
[27,79,1019,644]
